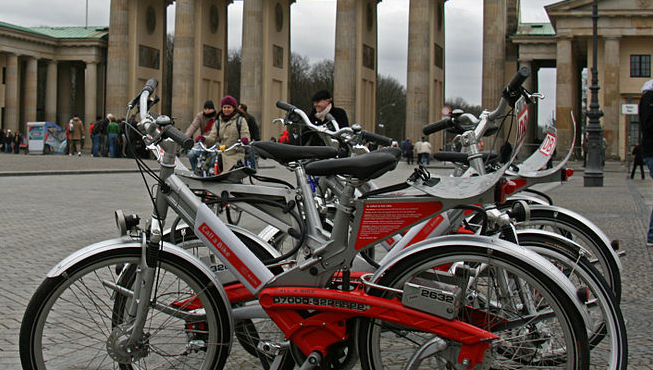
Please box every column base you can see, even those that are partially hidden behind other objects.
[583,172,604,187]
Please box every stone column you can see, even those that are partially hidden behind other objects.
[5,53,18,132]
[602,37,620,159]
[482,0,506,110]
[240,0,264,125]
[555,37,575,149]
[85,61,98,148]
[106,0,130,116]
[24,56,38,125]
[45,60,58,123]
[172,0,196,128]
[334,0,357,121]
[58,64,72,125]
[406,0,430,141]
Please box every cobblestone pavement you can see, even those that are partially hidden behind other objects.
[1,152,652,368]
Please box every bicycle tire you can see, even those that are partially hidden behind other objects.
[19,247,231,370]
[518,231,627,370]
[358,244,590,370]
[518,206,622,302]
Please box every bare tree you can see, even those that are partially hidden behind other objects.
[376,74,406,141]
[226,49,241,99]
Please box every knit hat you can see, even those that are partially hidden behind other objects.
[204,100,215,110]
[220,95,238,108]
[311,90,332,102]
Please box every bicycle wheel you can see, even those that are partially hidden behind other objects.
[518,206,622,302]
[19,247,231,370]
[518,232,627,370]
[167,227,296,370]
[358,244,590,370]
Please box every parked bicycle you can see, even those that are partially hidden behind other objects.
[20,77,591,370]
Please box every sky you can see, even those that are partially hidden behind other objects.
[0,0,558,121]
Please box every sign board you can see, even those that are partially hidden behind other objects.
[441,105,451,117]
[622,104,638,115]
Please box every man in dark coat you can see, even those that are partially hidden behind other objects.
[639,79,653,246]
[301,90,349,146]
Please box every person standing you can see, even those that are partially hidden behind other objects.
[404,138,414,165]
[91,115,102,157]
[107,116,121,158]
[631,143,645,180]
[186,100,218,172]
[12,130,23,153]
[302,90,349,146]
[237,103,260,168]
[69,115,84,156]
[0,129,6,152]
[416,137,432,165]
[202,95,250,172]
[5,130,14,153]
[99,114,111,157]
[639,78,653,247]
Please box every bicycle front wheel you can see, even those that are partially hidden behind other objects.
[357,244,590,370]
[19,247,232,370]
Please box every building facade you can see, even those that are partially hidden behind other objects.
[0,21,107,145]
[505,0,653,160]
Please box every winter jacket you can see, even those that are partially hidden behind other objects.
[205,113,250,171]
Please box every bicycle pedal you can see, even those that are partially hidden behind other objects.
[402,274,462,320]
[257,341,284,357]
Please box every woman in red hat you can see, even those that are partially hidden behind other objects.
[202,95,250,172]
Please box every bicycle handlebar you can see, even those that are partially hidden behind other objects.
[361,130,393,147]
[422,118,451,136]
[133,78,194,150]
[161,124,194,150]
[507,66,530,94]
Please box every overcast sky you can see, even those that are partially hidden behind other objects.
[0,0,558,119]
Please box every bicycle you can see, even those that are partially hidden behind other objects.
[20,77,591,370]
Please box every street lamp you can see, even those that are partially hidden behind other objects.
[378,103,396,137]
[584,0,604,187]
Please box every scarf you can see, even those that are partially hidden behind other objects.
[314,103,332,122]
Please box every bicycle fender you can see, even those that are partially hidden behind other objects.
[371,234,592,329]
[528,204,622,272]
[506,193,552,206]
[45,236,233,325]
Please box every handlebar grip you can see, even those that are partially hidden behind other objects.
[276,100,296,111]
[161,125,194,150]
[507,66,531,93]
[361,131,393,147]
[142,78,159,95]
[422,118,451,135]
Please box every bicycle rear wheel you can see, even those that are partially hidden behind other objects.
[19,247,232,370]
[357,244,590,370]
[518,232,627,370]
[517,206,622,302]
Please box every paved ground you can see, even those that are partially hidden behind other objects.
[1,151,652,368]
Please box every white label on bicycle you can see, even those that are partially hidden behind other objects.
[272,296,370,311]
[194,204,274,294]
[355,201,443,250]
[539,132,556,157]
[516,105,528,151]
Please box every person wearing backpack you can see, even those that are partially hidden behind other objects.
[640,78,653,247]
[200,95,250,172]
[237,103,259,168]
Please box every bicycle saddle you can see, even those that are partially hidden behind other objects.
[252,141,339,163]
[433,150,499,165]
[304,151,398,181]
[374,146,402,160]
